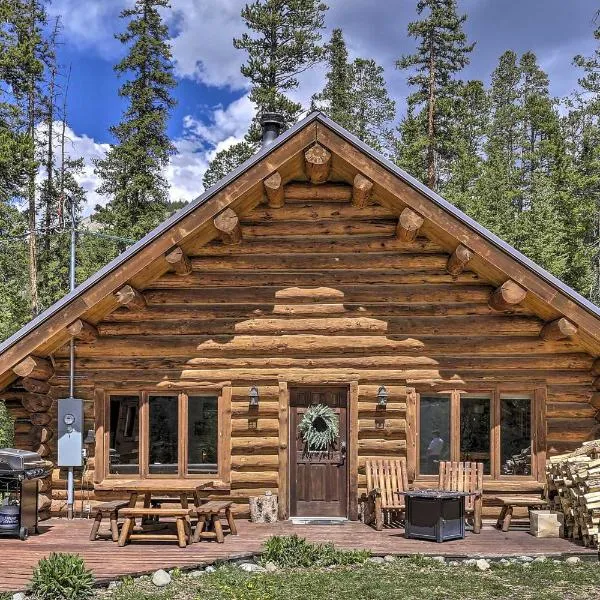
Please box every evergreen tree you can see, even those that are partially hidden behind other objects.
[396,0,475,191]
[311,28,352,128]
[204,0,327,187]
[94,0,177,241]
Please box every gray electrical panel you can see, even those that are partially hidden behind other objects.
[57,397,84,467]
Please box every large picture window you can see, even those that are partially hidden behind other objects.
[414,387,543,481]
[102,389,229,481]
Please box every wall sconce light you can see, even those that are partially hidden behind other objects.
[377,385,389,407]
[249,386,260,407]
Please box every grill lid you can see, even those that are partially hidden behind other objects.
[0,448,46,473]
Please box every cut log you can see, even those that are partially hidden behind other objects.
[13,356,53,380]
[264,172,284,208]
[214,208,242,245]
[304,144,331,184]
[30,425,53,444]
[396,207,424,242]
[21,377,51,394]
[284,182,351,201]
[164,246,192,276]
[488,280,527,311]
[592,359,600,377]
[21,393,53,413]
[35,443,51,458]
[446,244,473,277]
[30,412,52,426]
[351,174,373,208]
[249,493,278,523]
[540,318,578,341]
[114,285,146,310]
[66,319,98,343]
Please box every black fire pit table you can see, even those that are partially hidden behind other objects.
[401,489,470,542]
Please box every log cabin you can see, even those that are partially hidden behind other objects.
[1,111,600,522]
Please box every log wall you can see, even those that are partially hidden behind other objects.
[3,182,598,519]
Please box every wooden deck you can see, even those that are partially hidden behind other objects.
[0,518,596,592]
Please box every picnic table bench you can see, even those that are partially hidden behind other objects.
[89,500,130,542]
[118,507,191,547]
[191,500,237,543]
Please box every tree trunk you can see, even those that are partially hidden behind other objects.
[427,34,437,192]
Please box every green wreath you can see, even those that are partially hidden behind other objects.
[298,404,339,451]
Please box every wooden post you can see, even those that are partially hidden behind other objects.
[304,144,331,184]
[540,317,578,341]
[114,285,146,310]
[264,171,284,208]
[446,244,473,276]
[351,174,373,208]
[13,356,53,380]
[396,207,424,242]
[165,246,192,276]
[278,381,289,521]
[66,319,98,343]
[348,381,359,521]
[488,280,527,311]
[214,208,242,245]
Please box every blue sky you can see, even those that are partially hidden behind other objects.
[47,0,599,211]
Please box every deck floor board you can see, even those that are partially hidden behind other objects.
[0,518,595,592]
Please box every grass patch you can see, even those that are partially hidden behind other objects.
[104,556,600,600]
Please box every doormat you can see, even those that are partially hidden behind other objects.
[290,517,348,526]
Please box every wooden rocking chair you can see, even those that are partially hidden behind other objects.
[438,461,483,533]
[363,457,409,531]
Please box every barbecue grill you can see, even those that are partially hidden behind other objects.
[0,448,51,540]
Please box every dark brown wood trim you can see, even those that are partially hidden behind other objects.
[406,387,417,481]
[278,381,289,520]
[348,381,359,521]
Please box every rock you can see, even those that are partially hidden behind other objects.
[107,581,121,590]
[553,560,562,564]
[518,556,533,563]
[369,556,385,564]
[475,559,490,571]
[522,563,531,569]
[152,569,171,587]
[463,559,477,566]
[188,570,205,577]
[264,561,278,572]
[205,565,216,573]
[449,561,459,566]
[566,556,581,565]
[239,562,266,572]
[533,556,547,563]
[431,556,445,564]
[12,593,26,600]
[499,559,510,565]
[384,555,395,563]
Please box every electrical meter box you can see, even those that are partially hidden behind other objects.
[57,397,84,467]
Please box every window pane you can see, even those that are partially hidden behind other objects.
[460,397,491,474]
[149,395,178,475]
[501,397,531,476]
[419,395,450,475]
[187,396,218,475]
[109,395,140,475]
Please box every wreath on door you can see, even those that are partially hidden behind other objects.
[298,404,339,451]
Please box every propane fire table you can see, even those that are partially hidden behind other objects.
[401,489,470,543]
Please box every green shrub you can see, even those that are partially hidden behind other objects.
[0,401,14,448]
[261,534,369,568]
[30,552,94,599]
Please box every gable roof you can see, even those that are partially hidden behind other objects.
[1,111,599,387]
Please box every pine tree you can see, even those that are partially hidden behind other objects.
[311,28,352,128]
[396,0,475,191]
[94,0,177,241]
[204,0,327,187]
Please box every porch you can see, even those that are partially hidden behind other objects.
[0,518,596,593]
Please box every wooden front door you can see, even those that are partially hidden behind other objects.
[289,387,348,518]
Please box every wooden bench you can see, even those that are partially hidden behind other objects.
[494,496,548,532]
[89,501,129,542]
[117,508,191,548]
[363,458,409,531]
[191,501,237,543]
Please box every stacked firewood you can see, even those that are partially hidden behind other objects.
[546,440,600,548]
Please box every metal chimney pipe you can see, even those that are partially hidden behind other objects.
[260,112,285,148]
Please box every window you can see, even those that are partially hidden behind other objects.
[414,387,542,480]
[102,389,229,480]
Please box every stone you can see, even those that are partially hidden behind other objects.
[431,556,445,564]
[264,561,278,572]
[152,569,171,587]
[107,581,121,590]
[239,562,266,572]
[463,559,477,566]
[499,559,510,565]
[522,563,531,569]
[383,555,395,563]
[369,556,385,564]
[533,556,547,563]
[476,559,490,571]
[553,560,562,564]
[188,570,205,578]
[205,565,217,573]
[12,593,26,600]
[566,556,581,565]
[449,561,459,566]
[518,556,534,563]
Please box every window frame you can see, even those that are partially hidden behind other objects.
[95,386,231,484]
[411,383,546,483]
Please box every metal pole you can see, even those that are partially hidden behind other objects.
[67,202,76,520]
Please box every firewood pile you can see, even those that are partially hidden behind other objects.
[546,439,600,548]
